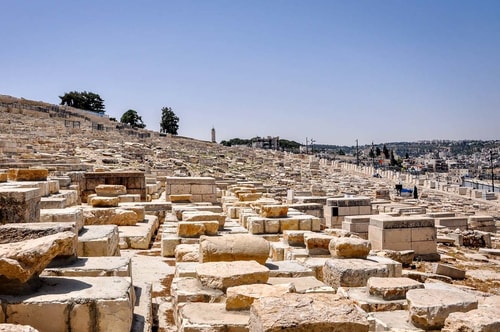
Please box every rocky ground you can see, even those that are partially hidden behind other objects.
[0,96,499,331]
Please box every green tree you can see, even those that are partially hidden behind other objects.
[383,145,390,159]
[368,148,375,159]
[59,91,105,114]
[376,146,381,156]
[160,107,179,135]
[120,109,146,128]
[390,150,396,166]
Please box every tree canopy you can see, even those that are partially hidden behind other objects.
[120,109,146,129]
[160,107,179,135]
[59,91,105,114]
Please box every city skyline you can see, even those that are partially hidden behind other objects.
[1,1,499,146]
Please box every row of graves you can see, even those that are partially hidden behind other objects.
[1,170,499,331]
[0,168,169,332]
[159,179,499,331]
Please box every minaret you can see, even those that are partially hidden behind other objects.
[211,126,216,143]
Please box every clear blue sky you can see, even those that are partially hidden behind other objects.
[1,1,499,146]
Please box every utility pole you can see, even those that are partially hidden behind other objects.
[491,150,495,193]
[371,141,375,167]
[310,138,315,154]
[356,139,359,166]
[306,137,308,154]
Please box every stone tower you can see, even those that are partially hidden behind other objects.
[211,127,216,143]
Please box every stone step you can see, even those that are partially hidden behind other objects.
[0,276,134,332]
[118,215,159,249]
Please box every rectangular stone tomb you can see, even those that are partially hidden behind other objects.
[0,188,41,224]
[118,215,159,249]
[0,276,134,332]
[368,215,438,260]
[77,225,120,257]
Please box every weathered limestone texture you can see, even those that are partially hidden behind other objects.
[77,225,120,257]
[226,283,294,310]
[165,177,216,203]
[177,302,249,332]
[406,288,478,330]
[83,207,138,226]
[7,169,48,181]
[0,188,40,224]
[0,231,76,293]
[199,234,270,264]
[94,184,127,196]
[443,305,500,332]
[177,221,219,237]
[82,171,146,202]
[248,293,369,332]
[369,215,438,261]
[323,258,389,289]
[0,276,134,332]
[88,196,119,208]
[260,205,288,218]
[195,260,269,291]
[367,277,424,300]
[329,237,371,259]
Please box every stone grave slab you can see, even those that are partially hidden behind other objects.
[406,288,478,330]
[195,260,269,291]
[226,283,294,310]
[83,207,139,226]
[177,302,249,332]
[42,256,131,278]
[0,231,76,294]
[118,215,159,249]
[39,207,84,232]
[0,276,133,332]
[248,293,369,332]
[367,277,424,300]
[77,225,120,257]
[323,258,389,289]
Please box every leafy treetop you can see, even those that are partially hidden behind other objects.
[160,107,179,135]
[59,91,105,114]
[120,109,146,129]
